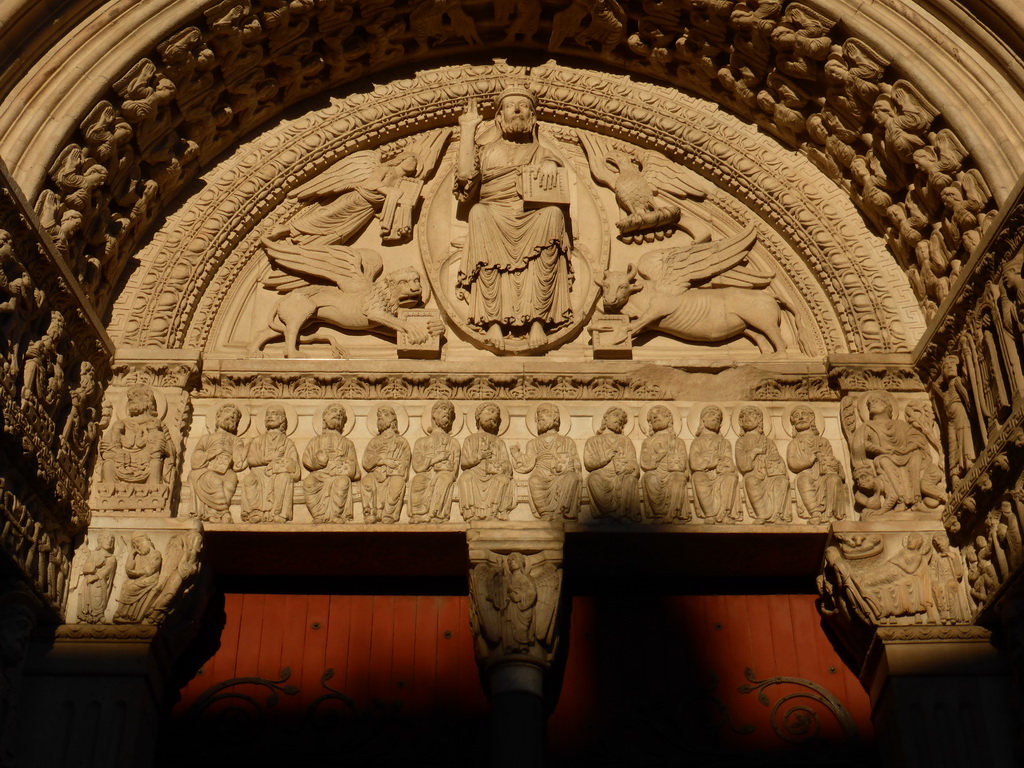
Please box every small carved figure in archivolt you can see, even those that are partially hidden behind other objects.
[241,406,300,523]
[361,406,411,524]
[689,405,739,524]
[268,129,451,246]
[303,404,360,523]
[584,407,640,521]
[593,227,793,353]
[459,404,515,521]
[72,532,116,623]
[931,354,976,482]
[511,404,581,521]
[786,405,848,523]
[409,0,483,51]
[735,406,790,524]
[640,405,690,523]
[929,534,971,624]
[251,244,440,358]
[189,404,247,522]
[113,533,162,624]
[849,392,946,517]
[470,552,560,659]
[21,311,65,409]
[577,133,708,243]
[410,401,461,523]
[99,386,175,486]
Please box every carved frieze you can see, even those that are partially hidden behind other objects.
[180,396,853,527]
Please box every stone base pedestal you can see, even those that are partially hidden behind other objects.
[862,627,1017,768]
[11,627,170,768]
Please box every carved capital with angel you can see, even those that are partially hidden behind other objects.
[469,550,562,666]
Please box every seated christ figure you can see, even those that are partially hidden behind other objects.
[455,85,573,349]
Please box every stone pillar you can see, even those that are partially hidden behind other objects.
[467,523,565,768]
[818,520,1018,766]
[861,627,1016,767]
[10,516,207,768]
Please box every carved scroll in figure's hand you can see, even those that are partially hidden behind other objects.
[593,226,793,353]
[249,243,436,358]
[272,129,452,246]
[578,133,708,243]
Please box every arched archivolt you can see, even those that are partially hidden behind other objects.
[0,0,1019,334]
[108,61,918,355]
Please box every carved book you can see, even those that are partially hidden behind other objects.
[522,166,570,207]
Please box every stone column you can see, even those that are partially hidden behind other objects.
[10,517,207,768]
[467,523,564,768]
[818,520,1017,766]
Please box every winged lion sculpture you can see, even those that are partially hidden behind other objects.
[249,242,440,358]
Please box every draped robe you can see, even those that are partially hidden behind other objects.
[456,139,573,330]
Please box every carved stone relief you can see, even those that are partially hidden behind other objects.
[841,391,946,520]
[110,63,921,358]
[23,3,992,345]
[68,520,204,627]
[181,396,854,526]
[410,401,460,523]
[817,522,973,656]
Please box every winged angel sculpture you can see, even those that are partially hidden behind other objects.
[578,133,709,243]
[594,226,794,353]
[251,131,450,357]
[469,552,561,661]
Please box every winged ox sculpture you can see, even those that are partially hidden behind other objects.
[593,226,795,353]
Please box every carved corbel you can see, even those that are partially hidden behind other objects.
[68,518,206,634]
[817,521,972,670]
[467,525,565,678]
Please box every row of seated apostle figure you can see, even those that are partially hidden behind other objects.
[186,401,849,524]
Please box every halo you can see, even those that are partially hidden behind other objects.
[856,390,898,425]
[781,403,823,438]
[113,386,168,422]
[419,400,465,436]
[638,403,682,437]
[366,402,410,436]
[254,402,299,435]
[525,402,571,436]
[311,403,355,436]
[466,401,510,435]
[732,404,773,437]
[205,402,251,436]
[590,405,634,437]
[686,403,730,438]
